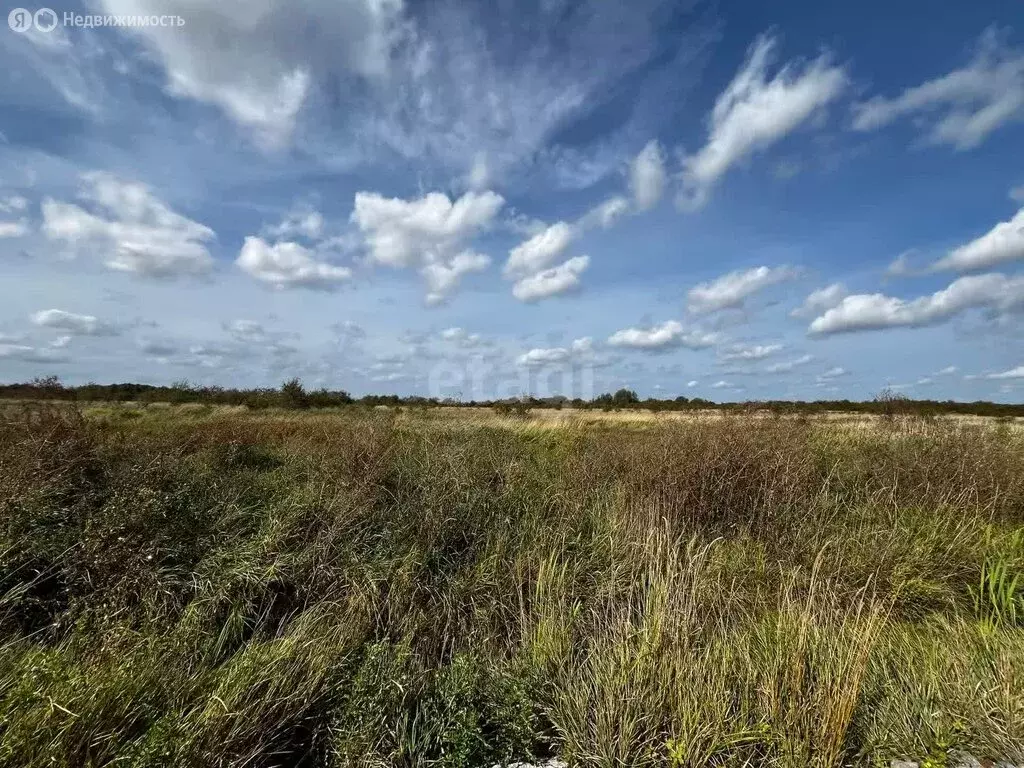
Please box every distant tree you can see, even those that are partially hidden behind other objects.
[280,378,310,409]
[874,388,912,422]
[30,375,64,399]
[612,388,640,407]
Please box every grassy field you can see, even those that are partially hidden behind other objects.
[1,403,1023,767]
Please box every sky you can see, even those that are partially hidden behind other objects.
[0,0,1023,402]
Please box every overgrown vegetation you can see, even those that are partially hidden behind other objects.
[0,402,1023,766]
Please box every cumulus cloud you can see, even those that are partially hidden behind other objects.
[504,220,597,302]
[680,34,847,209]
[511,256,590,302]
[1012,186,1024,204]
[689,265,800,313]
[630,140,666,211]
[852,28,1024,150]
[720,343,783,361]
[236,236,352,289]
[517,337,596,367]
[808,273,1024,335]
[422,252,491,306]
[440,327,487,348]
[354,190,503,268]
[790,283,847,318]
[607,320,719,350]
[931,207,1024,271]
[41,172,215,277]
[31,308,117,336]
[517,347,570,367]
[352,189,502,303]
[505,221,575,278]
[765,354,814,374]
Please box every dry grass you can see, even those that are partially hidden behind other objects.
[0,403,1022,766]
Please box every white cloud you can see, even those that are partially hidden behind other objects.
[97,0,406,148]
[852,28,1024,150]
[0,344,69,364]
[607,320,719,350]
[517,337,598,367]
[1012,186,1024,204]
[511,256,590,302]
[354,190,503,268]
[0,220,29,238]
[765,354,814,374]
[517,347,571,367]
[31,309,116,336]
[686,380,698,387]
[505,221,575,277]
[352,189,502,302]
[0,196,28,214]
[808,273,1024,335]
[936,365,958,375]
[440,326,486,347]
[630,140,666,211]
[791,283,847,318]
[359,1,691,185]
[987,365,1024,380]
[578,196,630,230]
[422,251,491,306]
[680,34,847,209]
[817,366,848,381]
[720,343,783,361]
[885,250,921,278]
[689,265,800,313]
[236,236,352,289]
[465,154,491,191]
[41,172,215,277]
[931,207,1024,271]
[265,205,325,241]
[0,196,30,236]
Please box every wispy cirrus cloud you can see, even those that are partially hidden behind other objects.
[680,34,847,209]
[852,27,1024,150]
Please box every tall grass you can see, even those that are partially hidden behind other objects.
[0,403,1022,766]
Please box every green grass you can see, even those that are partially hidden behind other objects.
[0,403,1023,767]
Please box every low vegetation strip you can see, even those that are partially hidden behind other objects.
[0,403,1023,766]
[3,376,1024,419]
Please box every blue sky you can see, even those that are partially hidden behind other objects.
[0,0,1022,401]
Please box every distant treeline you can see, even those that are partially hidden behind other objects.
[1,377,1022,418]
